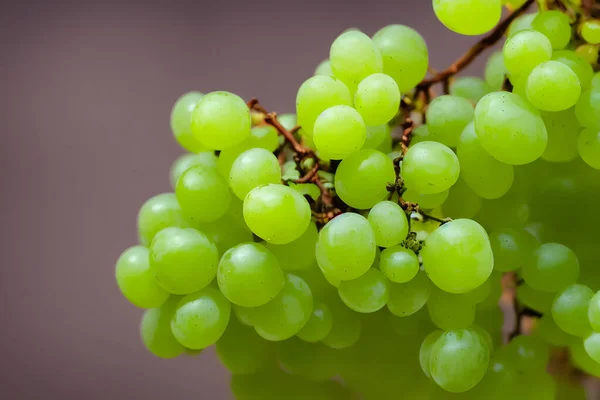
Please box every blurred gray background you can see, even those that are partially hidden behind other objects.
[1,0,494,398]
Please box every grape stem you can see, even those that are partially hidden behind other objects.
[399,97,415,154]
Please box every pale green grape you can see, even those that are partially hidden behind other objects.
[450,76,491,104]
[402,141,460,195]
[314,59,333,77]
[176,165,231,223]
[379,246,419,283]
[297,301,333,342]
[503,30,552,77]
[541,109,581,162]
[584,333,600,363]
[329,30,382,90]
[116,246,169,308]
[169,152,218,189]
[457,122,514,199]
[474,91,548,165]
[582,20,600,44]
[422,219,493,293]
[387,270,432,316]
[216,315,271,374]
[354,73,400,125]
[171,287,231,349]
[410,124,432,145]
[427,289,476,330]
[313,105,366,159]
[402,188,448,210]
[505,334,549,371]
[472,324,494,353]
[367,201,409,248]
[322,295,361,349]
[442,178,482,219]
[376,134,393,154]
[535,313,576,347]
[507,12,537,36]
[420,330,444,378]
[217,243,285,307]
[575,88,600,129]
[578,128,600,170]
[526,61,581,112]
[243,184,311,244]
[252,273,313,341]
[229,148,281,200]
[589,291,600,331]
[265,222,317,272]
[196,215,252,255]
[552,50,595,89]
[522,243,579,293]
[489,228,537,272]
[316,213,376,281]
[532,10,571,50]
[140,296,184,358]
[170,91,206,152]
[372,24,428,93]
[552,284,594,337]
[334,149,395,209]
[217,125,279,177]
[137,193,190,246]
[484,51,507,91]
[576,43,600,64]
[149,227,218,295]
[477,271,503,311]
[426,95,474,147]
[190,91,251,150]
[517,283,555,314]
[362,124,390,149]
[433,0,502,36]
[429,328,490,393]
[338,268,390,313]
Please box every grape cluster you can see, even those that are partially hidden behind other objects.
[115,1,600,398]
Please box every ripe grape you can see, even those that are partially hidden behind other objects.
[526,61,581,112]
[433,0,502,36]
[338,268,390,313]
[541,109,581,163]
[215,315,271,374]
[575,87,600,129]
[402,141,460,195]
[367,201,409,248]
[354,73,400,126]
[522,243,580,293]
[532,10,571,50]
[387,270,432,317]
[426,95,474,147]
[170,91,206,152]
[589,291,600,331]
[169,152,218,189]
[584,333,600,363]
[551,284,594,337]
[419,330,443,378]
[427,289,476,330]
[217,125,279,177]
[379,246,419,283]
[313,105,366,159]
[449,76,491,103]
[265,222,318,272]
[552,50,595,89]
[329,30,382,90]
[484,51,506,90]
[297,301,333,342]
[507,12,537,37]
[137,193,190,246]
[140,296,185,358]
[229,148,281,200]
[503,30,552,77]
[176,165,231,223]
[489,228,537,272]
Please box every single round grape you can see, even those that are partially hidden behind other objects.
[140,296,184,358]
[552,50,595,89]
[584,333,600,364]
[403,188,449,210]
[484,51,507,90]
[215,316,271,374]
[176,165,231,223]
[190,91,251,150]
[170,91,206,152]
[532,10,571,49]
[171,287,231,349]
[296,301,333,342]
[489,228,537,272]
[517,283,555,314]
[541,109,581,162]
[334,149,395,209]
[428,289,476,330]
[420,330,444,378]
[169,152,218,189]
[578,128,600,170]
[196,215,252,255]
[243,184,311,245]
[229,148,281,200]
[137,193,190,246]
[576,44,600,65]
[433,0,502,36]
[589,291,600,331]
[314,59,333,77]
[402,141,460,195]
[338,268,390,313]
[316,213,376,281]
[581,20,600,44]
[387,270,432,316]
[442,178,482,219]
[149,227,219,295]
[217,243,285,307]
[265,222,317,272]
[426,95,474,147]
[505,334,550,372]
[526,61,581,112]
[329,30,382,90]
[450,76,491,104]
[116,246,169,308]
[379,246,419,283]
[362,124,390,149]
[422,219,493,294]
[367,201,409,248]
[522,243,579,293]
[252,273,313,341]
[503,30,552,77]
[575,88,600,129]
[321,296,361,349]
[217,125,279,177]
[354,73,400,125]
[429,328,490,393]
[552,284,594,337]
[313,105,366,159]
[508,12,537,37]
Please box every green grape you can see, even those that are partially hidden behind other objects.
[589,291,600,331]
[402,188,448,210]
[484,51,507,90]
[522,243,579,293]
[115,246,169,308]
[516,283,555,314]
[322,295,361,349]
[329,30,382,90]
[190,91,251,150]
[372,25,428,93]
[229,148,281,200]
[295,75,352,136]
[217,125,279,177]
[176,165,231,223]
[578,128,600,170]
[576,43,600,64]
[426,95,474,147]
[316,213,376,281]
[420,330,444,378]
[362,124,390,149]
[140,296,184,358]
[457,122,514,199]
[277,339,338,382]
[505,334,550,372]
[449,76,491,104]
[570,341,600,377]
[540,109,581,162]
[526,61,581,112]
[338,268,390,313]
[252,273,313,341]
[314,59,333,77]
[581,20,600,44]
[169,152,218,189]
[367,201,409,248]
[313,105,366,159]
[297,301,333,342]
[196,215,252,255]
[217,243,285,307]
[379,246,419,283]
[334,149,395,209]
[429,328,490,393]
[354,73,400,125]
[216,316,271,374]
[535,313,576,347]
[433,0,502,36]
[489,228,536,272]
[265,222,317,272]
[442,178,482,219]
[387,270,432,316]
[507,12,537,37]
[427,289,476,330]
[243,184,311,245]
[171,287,231,349]
[503,30,552,77]
[552,284,594,337]
[575,87,600,129]
[409,124,432,145]
[532,10,571,50]
[422,219,493,294]
[584,332,600,363]
[137,193,190,246]
[149,227,218,295]
[402,141,460,195]
[474,91,548,165]
[517,370,557,400]
[552,50,595,89]
[170,91,206,152]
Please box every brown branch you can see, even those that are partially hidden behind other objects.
[294,164,319,184]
